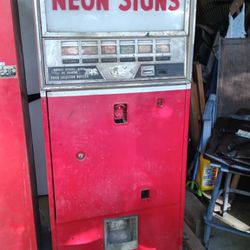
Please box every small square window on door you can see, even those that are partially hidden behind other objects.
[104,215,138,250]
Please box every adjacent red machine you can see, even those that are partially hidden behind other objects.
[0,1,38,249]
[34,0,196,249]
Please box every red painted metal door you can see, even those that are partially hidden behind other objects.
[48,90,185,223]
[45,88,189,249]
[0,1,38,249]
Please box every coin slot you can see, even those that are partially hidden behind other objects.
[157,69,168,76]
[141,65,155,77]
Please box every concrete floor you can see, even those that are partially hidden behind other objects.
[38,196,250,250]
[208,229,250,250]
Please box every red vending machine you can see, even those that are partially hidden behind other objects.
[0,1,38,249]
[34,1,196,249]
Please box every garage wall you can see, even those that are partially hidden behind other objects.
[18,0,48,195]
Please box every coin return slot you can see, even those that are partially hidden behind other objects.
[141,190,150,199]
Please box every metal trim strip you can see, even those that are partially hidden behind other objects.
[45,84,191,97]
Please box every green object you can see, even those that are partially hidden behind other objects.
[186,180,203,197]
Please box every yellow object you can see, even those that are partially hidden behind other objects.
[196,155,219,191]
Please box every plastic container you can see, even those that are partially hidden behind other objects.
[196,155,218,191]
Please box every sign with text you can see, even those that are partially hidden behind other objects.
[43,0,186,33]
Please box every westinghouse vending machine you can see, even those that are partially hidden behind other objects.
[34,1,196,249]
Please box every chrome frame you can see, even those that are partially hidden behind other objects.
[33,0,197,91]
[187,0,197,81]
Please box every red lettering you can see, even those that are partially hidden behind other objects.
[52,0,66,10]
[52,0,179,12]
[81,0,95,10]
[119,0,131,11]
[169,0,180,11]
[69,0,79,10]
[133,0,138,11]
[155,0,166,11]
[97,0,109,10]
[141,0,153,11]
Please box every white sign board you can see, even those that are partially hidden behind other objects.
[43,0,186,33]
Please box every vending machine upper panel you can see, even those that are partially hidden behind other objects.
[41,0,187,35]
[34,0,196,89]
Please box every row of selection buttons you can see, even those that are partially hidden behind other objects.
[62,56,171,64]
[61,39,171,57]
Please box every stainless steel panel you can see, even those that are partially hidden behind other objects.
[33,0,197,91]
